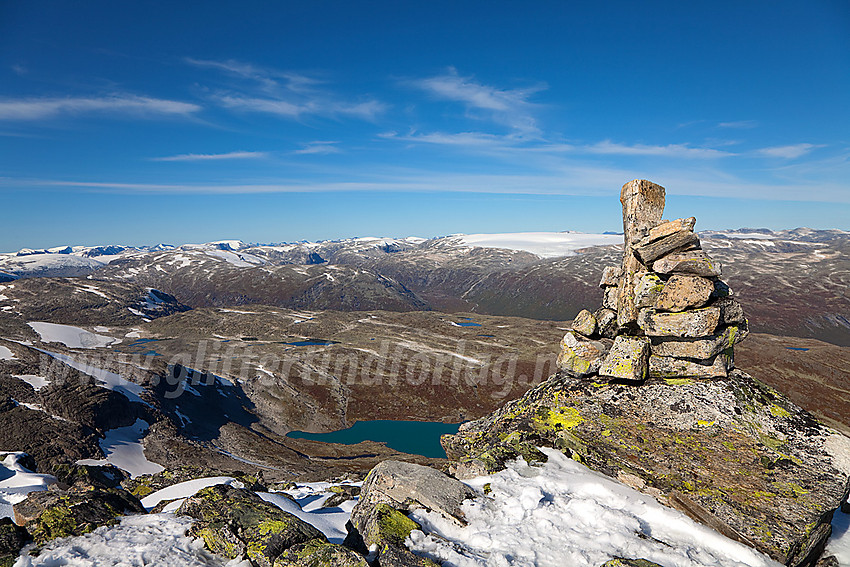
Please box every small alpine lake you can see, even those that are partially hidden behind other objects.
[286,420,463,459]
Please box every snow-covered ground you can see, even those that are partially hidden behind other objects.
[408,448,783,567]
[28,322,118,349]
[456,232,622,258]
[77,419,164,477]
[0,345,15,360]
[0,453,55,520]
[14,514,250,567]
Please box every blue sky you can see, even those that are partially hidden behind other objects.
[1,1,848,250]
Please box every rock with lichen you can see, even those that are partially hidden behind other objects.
[344,460,472,566]
[0,517,30,567]
[273,539,368,567]
[572,309,598,337]
[598,336,650,382]
[177,484,325,567]
[13,487,145,545]
[557,332,610,377]
[442,369,850,567]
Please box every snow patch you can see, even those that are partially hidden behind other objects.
[77,419,164,478]
[42,350,150,406]
[0,345,16,360]
[28,322,117,349]
[260,483,360,544]
[456,232,622,258]
[0,453,56,520]
[407,448,782,567]
[14,513,246,567]
[141,477,241,511]
[13,375,50,391]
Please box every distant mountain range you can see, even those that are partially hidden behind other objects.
[3,229,849,345]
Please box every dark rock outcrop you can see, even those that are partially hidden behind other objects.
[0,517,30,567]
[176,484,325,567]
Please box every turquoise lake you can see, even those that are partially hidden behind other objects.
[287,420,463,458]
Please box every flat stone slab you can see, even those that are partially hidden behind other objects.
[442,370,850,567]
[648,352,731,379]
[638,306,721,338]
[650,323,748,360]
[655,275,714,312]
[633,229,699,264]
[599,336,650,382]
[653,250,721,277]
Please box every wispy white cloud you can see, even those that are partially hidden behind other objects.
[217,95,385,120]
[294,141,340,155]
[0,95,201,121]
[583,141,733,159]
[411,68,544,134]
[151,151,268,162]
[756,143,820,159]
[718,120,758,129]
[184,58,320,94]
[381,131,732,160]
[11,64,27,76]
[187,57,385,121]
[379,130,520,147]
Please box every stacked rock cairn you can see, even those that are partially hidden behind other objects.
[558,179,748,381]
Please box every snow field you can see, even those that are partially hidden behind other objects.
[406,448,783,567]
[27,322,117,349]
[0,453,56,521]
[457,232,623,258]
[13,514,250,567]
[77,419,164,477]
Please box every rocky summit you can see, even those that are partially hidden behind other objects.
[443,180,850,567]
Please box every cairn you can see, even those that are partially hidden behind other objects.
[558,179,748,381]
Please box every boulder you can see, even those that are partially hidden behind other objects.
[594,308,619,339]
[634,273,664,309]
[350,460,476,528]
[442,370,850,567]
[51,463,126,491]
[598,336,650,382]
[652,250,721,277]
[14,487,145,545]
[716,297,746,325]
[640,217,696,244]
[346,460,468,566]
[637,307,721,338]
[655,275,714,312]
[599,266,622,287]
[648,352,732,379]
[177,484,325,567]
[273,539,368,567]
[633,229,699,265]
[321,484,361,509]
[0,517,30,567]
[557,332,609,377]
[572,309,597,337]
[650,323,748,360]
